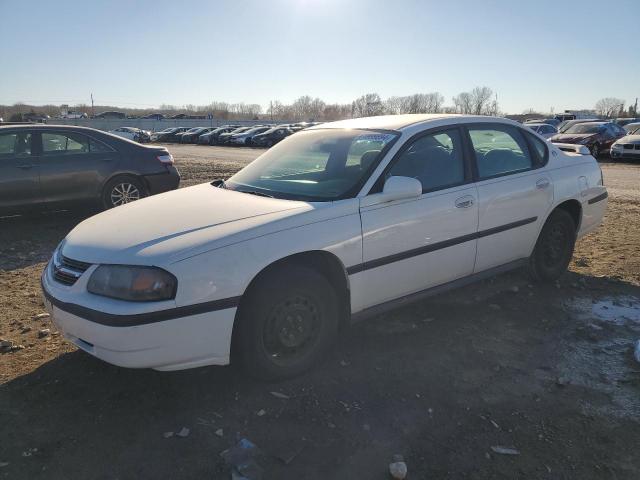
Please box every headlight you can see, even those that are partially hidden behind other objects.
[578,137,593,144]
[87,265,177,302]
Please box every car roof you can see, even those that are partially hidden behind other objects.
[306,114,520,132]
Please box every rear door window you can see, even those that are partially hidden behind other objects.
[468,126,532,179]
[42,133,89,154]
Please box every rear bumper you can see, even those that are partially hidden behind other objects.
[41,263,235,371]
[143,167,180,195]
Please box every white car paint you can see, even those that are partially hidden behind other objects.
[41,114,607,371]
[611,134,640,159]
[525,123,558,139]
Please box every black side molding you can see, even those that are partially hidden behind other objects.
[350,259,528,323]
[42,279,240,327]
[588,191,608,205]
[347,217,537,275]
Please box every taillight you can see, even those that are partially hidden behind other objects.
[157,153,174,165]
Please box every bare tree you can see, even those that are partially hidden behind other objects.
[352,93,384,117]
[595,97,625,118]
[452,92,473,113]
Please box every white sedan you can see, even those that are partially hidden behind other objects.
[41,114,607,379]
[108,127,150,143]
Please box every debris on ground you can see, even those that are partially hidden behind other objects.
[269,391,290,399]
[634,340,640,364]
[163,431,174,438]
[0,462,8,467]
[256,409,266,417]
[221,438,264,480]
[389,454,408,479]
[33,313,50,320]
[490,446,521,455]
[38,329,51,338]
[270,441,305,465]
[215,428,224,437]
[176,427,190,438]
[0,339,14,352]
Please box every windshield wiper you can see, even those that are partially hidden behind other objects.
[240,190,274,198]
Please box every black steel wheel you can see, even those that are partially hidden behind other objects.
[235,265,339,380]
[529,209,576,282]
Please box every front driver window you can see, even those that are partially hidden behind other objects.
[387,129,465,192]
[469,126,532,179]
[0,132,32,156]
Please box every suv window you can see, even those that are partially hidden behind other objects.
[469,126,532,179]
[42,132,89,154]
[0,132,32,156]
[387,129,465,192]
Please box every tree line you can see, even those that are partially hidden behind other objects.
[2,89,636,122]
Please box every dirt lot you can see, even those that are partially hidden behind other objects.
[1,145,639,479]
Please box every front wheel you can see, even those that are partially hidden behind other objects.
[590,143,600,158]
[528,209,576,282]
[234,265,339,380]
[102,176,146,209]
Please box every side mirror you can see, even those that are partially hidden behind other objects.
[361,176,422,207]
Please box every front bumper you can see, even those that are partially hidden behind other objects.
[143,167,180,194]
[41,261,236,370]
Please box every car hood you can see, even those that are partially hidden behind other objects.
[550,133,595,143]
[614,134,640,145]
[62,183,312,266]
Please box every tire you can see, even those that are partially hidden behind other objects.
[590,143,600,158]
[234,265,340,380]
[265,139,274,148]
[102,175,146,209]
[528,209,576,282]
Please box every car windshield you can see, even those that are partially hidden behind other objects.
[565,123,604,134]
[225,129,398,201]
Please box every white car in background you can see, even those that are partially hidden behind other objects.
[109,127,151,143]
[41,114,607,379]
[611,132,640,159]
[525,122,558,139]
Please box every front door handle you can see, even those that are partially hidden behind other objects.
[536,178,550,190]
[455,195,475,208]
[16,164,34,170]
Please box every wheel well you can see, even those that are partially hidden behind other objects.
[231,251,351,354]
[554,199,582,232]
[102,173,147,195]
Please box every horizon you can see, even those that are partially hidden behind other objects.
[0,0,638,115]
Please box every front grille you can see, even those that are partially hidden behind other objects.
[623,144,634,149]
[53,253,91,286]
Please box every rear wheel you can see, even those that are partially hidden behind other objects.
[528,209,576,282]
[102,176,146,209]
[235,265,339,380]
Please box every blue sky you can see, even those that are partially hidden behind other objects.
[0,0,638,114]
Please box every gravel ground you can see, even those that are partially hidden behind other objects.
[1,145,639,479]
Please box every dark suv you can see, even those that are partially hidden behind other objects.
[0,125,180,214]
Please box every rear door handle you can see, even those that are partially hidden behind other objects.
[536,178,550,190]
[455,195,475,208]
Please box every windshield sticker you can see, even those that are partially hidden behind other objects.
[354,133,396,143]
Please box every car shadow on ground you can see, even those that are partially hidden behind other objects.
[2,270,640,479]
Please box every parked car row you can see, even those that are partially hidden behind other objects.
[149,122,322,147]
